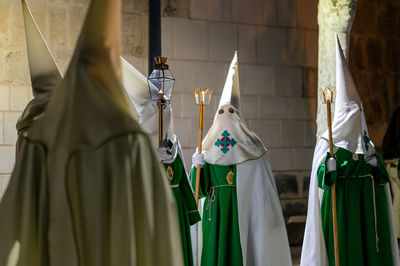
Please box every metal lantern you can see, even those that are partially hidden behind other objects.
[147,57,175,147]
[148,57,175,102]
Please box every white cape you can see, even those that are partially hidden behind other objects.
[192,153,292,266]
[300,138,400,266]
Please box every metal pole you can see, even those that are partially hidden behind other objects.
[327,101,340,266]
[195,102,204,204]
[148,0,161,75]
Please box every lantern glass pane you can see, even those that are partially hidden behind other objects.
[148,69,175,101]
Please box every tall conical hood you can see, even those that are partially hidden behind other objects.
[28,0,136,149]
[202,52,265,165]
[121,57,178,161]
[22,0,62,85]
[322,35,373,155]
[218,51,240,110]
[17,0,63,132]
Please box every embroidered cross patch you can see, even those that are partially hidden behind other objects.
[215,130,237,154]
[163,133,173,155]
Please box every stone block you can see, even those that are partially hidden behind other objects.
[0,146,15,174]
[296,0,317,29]
[168,59,192,93]
[287,29,305,66]
[209,22,237,62]
[4,49,29,85]
[134,0,149,13]
[256,26,287,65]
[302,67,317,98]
[182,147,196,170]
[191,61,229,95]
[10,85,29,111]
[287,97,313,120]
[170,91,182,118]
[302,176,310,194]
[203,96,217,120]
[0,85,9,111]
[277,0,296,27]
[304,122,316,147]
[304,30,318,68]
[190,0,223,21]
[9,1,24,45]
[275,173,298,196]
[238,24,257,64]
[223,0,232,21]
[232,0,261,24]
[122,13,148,57]
[68,6,86,50]
[243,64,275,96]
[274,66,302,97]
[174,117,195,148]
[259,97,288,120]
[163,0,190,18]
[48,7,67,49]
[161,17,173,57]
[0,112,3,144]
[267,148,293,171]
[180,93,197,119]
[53,50,71,75]
[281,121,305,147]
[261,0,277,25]
[240,96,259,119]
[248,120,281,148]
[122,0,134,11]
[172,18,208,60]
[0,3,10,43]
[293,148,313,170]
[4,112,21,145]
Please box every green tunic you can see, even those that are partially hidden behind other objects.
[191,162,243,266]
[164,155,200,266]
[318,148,393,266]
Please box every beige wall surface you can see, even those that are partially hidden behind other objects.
[0,0,318,220]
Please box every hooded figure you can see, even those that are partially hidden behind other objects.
[121,58,201,266]
[17,0,62,141]
[383,108,400,240]
[300,35,400,266]
[190,52,292,266]
[0,0,183,265]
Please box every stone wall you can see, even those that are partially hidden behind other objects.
[349,0,400,147]
[0,0,318,261]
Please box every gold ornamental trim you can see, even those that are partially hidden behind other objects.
[167,165,174,181]
[226,170,233,185]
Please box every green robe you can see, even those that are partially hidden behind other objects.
[164,155,200,266]
[191,162,243,266]
[318,148,393,266]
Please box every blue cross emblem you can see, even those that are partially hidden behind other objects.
[215,130,237,154]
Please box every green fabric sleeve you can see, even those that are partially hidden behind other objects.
[318,153,337,189]
[189,165,207,199]
[374,153,390,185]
[180,175,201,225]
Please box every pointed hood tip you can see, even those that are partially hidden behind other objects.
[218,52,241,110]
[22,0,62,81]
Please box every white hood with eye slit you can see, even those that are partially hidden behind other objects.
[202,53,266,165]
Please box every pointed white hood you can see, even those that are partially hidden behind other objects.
[121,58,178,161]
[322,35,374,155]
[22,0,62,83]
[202,52,266,165]
[17,0,63,132]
